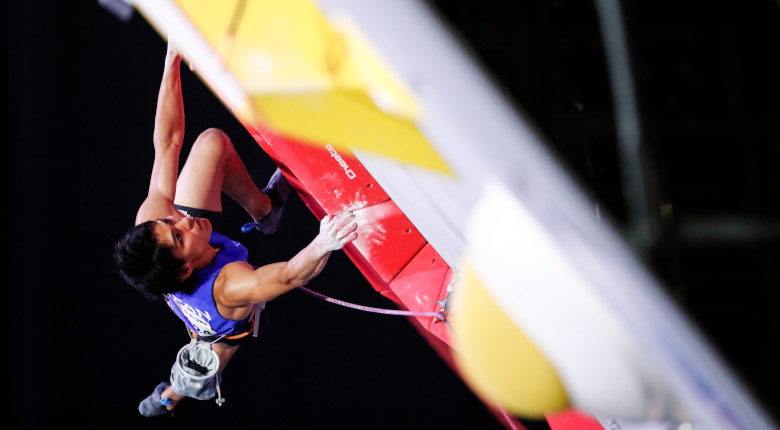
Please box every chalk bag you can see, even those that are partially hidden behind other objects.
[170,337,225,405]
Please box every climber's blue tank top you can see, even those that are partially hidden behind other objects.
[166,232,253,337]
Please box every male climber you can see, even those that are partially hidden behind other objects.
[113,41,358,416]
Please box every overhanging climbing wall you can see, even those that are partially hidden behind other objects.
[245,123,453,348]
[126,0,777,429]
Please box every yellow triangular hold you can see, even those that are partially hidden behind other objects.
[450,261,570,418]
[172,0,450,173]
[255,91,449,173]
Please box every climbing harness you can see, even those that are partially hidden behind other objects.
[298,287,447,323]
[166,303,265,407]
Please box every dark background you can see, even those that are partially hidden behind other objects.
[4,0,780,428]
